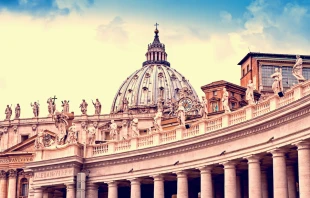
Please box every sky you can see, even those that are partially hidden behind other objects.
[0,0,310,119]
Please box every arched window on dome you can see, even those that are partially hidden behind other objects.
[20,178,29,197]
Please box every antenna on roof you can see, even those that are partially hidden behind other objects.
[248,47,251,52]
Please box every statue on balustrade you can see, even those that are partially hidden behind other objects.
[246,80,255,105]
[222,88,231,113]
[92,98,102,115]
[66,123,78,144]
[34,129,45,149]
[292,55,306,82]
[121,120,129,140]
[130,118,139,137]
[201,96,208,119]
[176,103,186,126]
[61,100,70,113]
[87,123,96,145]
[109,120,118,140]
[4,105,12,120]
[157,97,164,112]
[30,101,40,117]
[47,97,56,115]
[154,110,163,132]
[271,68,283,95]
[165,98,174,117]
[122,97,129,113]
[15,104,20,119]
[53,111,69,145]
[80,99,88,115]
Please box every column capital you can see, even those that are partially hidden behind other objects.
[128,178,141,185]
[151,174,164,181]
[0,170,7,179]
[107,181,118,187]
[66,183,75,189]
[221,161,237,169]
[293,140,310,150]
[244,154,261,164]
[268,148,287,158]
[8,169,17,178]
[174,170,188,178]
[197,166,212,174]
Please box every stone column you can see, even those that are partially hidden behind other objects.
[0,170,8,198]
[86,183,99,198]
[66,183,76,198]
[108,181,118,198]
[270,148,288,198]
[34,187,43,198]
[261,170,268,198]
[153,174,164,198]
[295,141,310,198]
[222,161,237,198]
[247,155,262,198]
[199,166,213,198]
[287,165,296,198]
[43,188,54,198]
[7,169,17,198]
[236,174,241,198]
[176,171,188,198]
[130,178,141,198]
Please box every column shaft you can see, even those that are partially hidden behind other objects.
[223,162,237,198]
[86,183,98,198]
[176,171,188,198]
[34,188,43,198]
[130,179,141,198]
[247,156,262,198]
[261,171,268,198]
[7,170,17,198]
[199,167,213,198]
[0,171,8,198]
[287,165,296,198]
[153,175,164,198]
[296,141,310,198]
[108,181,118,198]
[236,174,241,198]
[271,149,288,198]
[66,184,76,198]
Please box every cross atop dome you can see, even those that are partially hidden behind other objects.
[154,22,159,34]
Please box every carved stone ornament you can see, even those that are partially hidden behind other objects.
[32,125,37,131]
[81,121,88,129]
[8,169,17,178]
[13,125,18,133]
[0,170,7,178]
[3,127,8,133]
[93,121,98,128]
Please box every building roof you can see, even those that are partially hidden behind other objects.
[237,52,310,65]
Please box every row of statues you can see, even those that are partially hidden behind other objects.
[4,97,102,120]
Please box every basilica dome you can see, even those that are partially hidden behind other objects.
[111,26,199,114]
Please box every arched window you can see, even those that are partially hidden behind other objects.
[20,178,29,197]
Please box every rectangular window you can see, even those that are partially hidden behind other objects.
[247,65,250,72]
[211,102,219,112]
[213,91,217,96]
[21,135,29,142]
[243,69,245,76]
[231,92,234,97]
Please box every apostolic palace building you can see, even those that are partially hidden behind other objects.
[1,25,310,198]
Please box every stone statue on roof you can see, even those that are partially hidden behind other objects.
[222,88,231,113]
[292,55,306,83]
[4,105,12,120]
[271,68,283,95]
[246,80,255,105]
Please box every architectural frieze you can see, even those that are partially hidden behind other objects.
[85,99,310,168]
[0,157,34,164]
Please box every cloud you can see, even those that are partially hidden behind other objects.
[96,16,128,45]
[0,0,95,19]
[220,11,232,23]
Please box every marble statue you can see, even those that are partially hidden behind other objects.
[34,129,45,149]
[109,120,118,140]
[166,99,174,117]
[154,110,163,132]
[222,88,231,113]
[61,100,70,113]
[201,96,208,119]
[15,104,20,119]
[271,68,283,95]
[292,55,306,82]
[47,97,56,115]
[246,80,255,105]
[123,97,129,112]
[4,105,12,120]
[176,103,186,126]
[30,102,40,117]
[87,124,96,145]
[53,111,69,145]
[80,99,88,115]
[130,118,139,137]
[121,120,129,140]
[92,99,102,115]
[157,97,164,112]
[66,123,78,144]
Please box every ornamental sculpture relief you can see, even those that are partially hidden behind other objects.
[53,111,69,145]
[32,125,37,131]
[12,125,18,133]
[109,120,118,140]
[130,118,139,137]
[87,123,96,145]
[34,129,55,149]
[66,123,78,144]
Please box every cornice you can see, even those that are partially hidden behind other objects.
[84,94,310,168]
[26,155,83,170]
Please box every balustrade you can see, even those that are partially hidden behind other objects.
[229,110,246,126]
[279,90,294,107]
[253,100,270,118]
[206,117,222,132]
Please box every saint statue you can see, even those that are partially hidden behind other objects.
[157,97,164,112]
[66,123,78,144]
[271,68,283,95]
[154,110,163,132]
[130,118,139,137]
[4,105,12,120]
[53,111,69,145]
[61,100,70,113]
[92,99,102,115]
[222,88,231,113]
[30,102,40,117]
[176,103,186,126]
[246,80,255,105]
[292,55,306,82]
[123,97,129,112]
[15,104,20,119]
[79,99,88,115]
[47,97,56,115]
[34,129,45,149]
[109,120,118,140]
[201,96,208,119]
[87,124,96,145]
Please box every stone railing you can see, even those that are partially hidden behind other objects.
[84,80,310,157]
